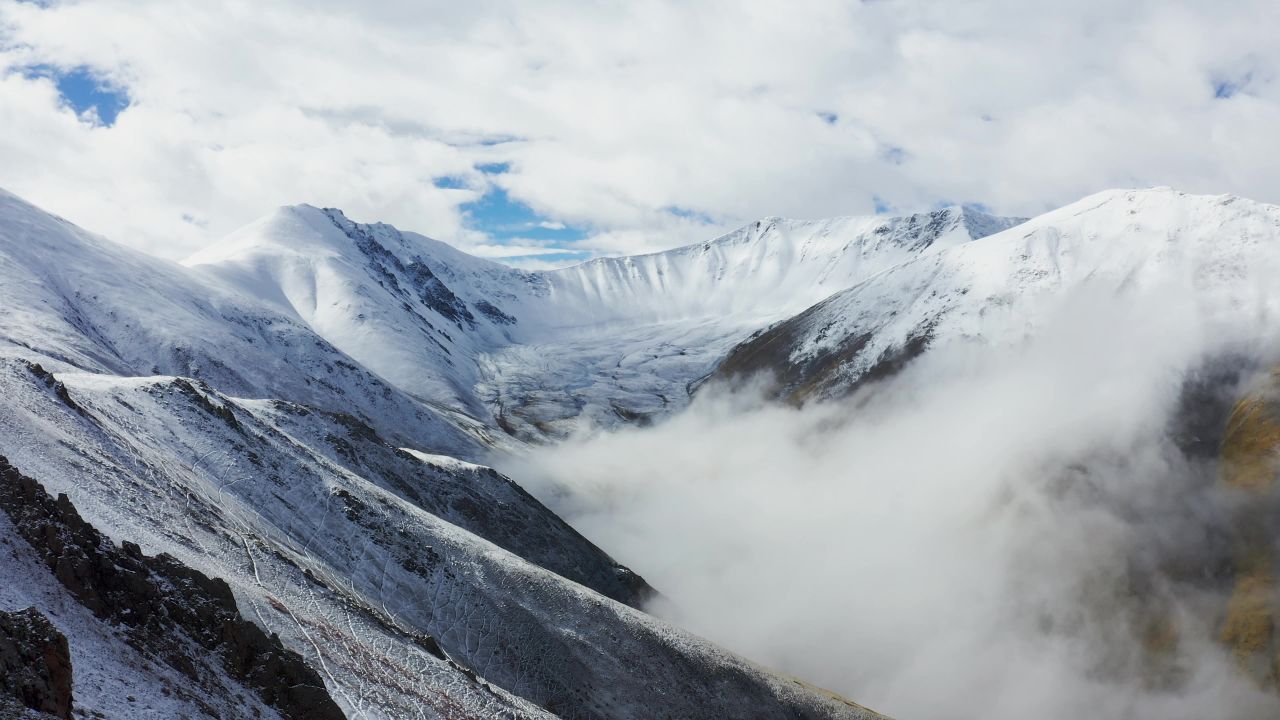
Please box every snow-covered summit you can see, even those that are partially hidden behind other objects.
[186,202,536,416]
[187,202,1021,330]
[536,205,1023,326]
[183,201,1024,437]
[717,187,1280,401]
[0,188,484,456]
[7,181,1280,718]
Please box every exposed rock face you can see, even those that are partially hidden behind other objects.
[0,455,345,720]
[0,607,72,719]
[322,207,480,332]
[712,311,931,405]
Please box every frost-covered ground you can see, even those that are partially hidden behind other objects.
[0,510,285,720]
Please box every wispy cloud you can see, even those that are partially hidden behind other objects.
[495,255,590,271]
[460,241,579,259]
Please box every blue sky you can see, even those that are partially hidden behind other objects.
[446,164,592,264]
[20,56,1254,265]
[27,65,129,126]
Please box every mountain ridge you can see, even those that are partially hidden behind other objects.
[715,187,1280,402]
[181,199,1025,439]
[0,186,891,719]
[7,182,1278,718]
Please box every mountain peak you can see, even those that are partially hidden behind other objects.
[949,204,1027,243]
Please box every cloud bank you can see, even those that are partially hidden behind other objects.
[505,287,1280,719]
[2,1,1280,258]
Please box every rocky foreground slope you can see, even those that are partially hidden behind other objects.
[0,455,343,719]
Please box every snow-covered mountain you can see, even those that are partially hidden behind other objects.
[0,188,489,458]
[12,180,1280,718]
[0,188,890,719]
[715,188,1280,403]
[184,203,1021,439]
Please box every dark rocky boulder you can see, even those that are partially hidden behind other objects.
[0,607,73,719]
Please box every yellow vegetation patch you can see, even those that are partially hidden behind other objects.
[1221,391,1280,492]
[1220,566,1277,684]
[1218,379,1280,686]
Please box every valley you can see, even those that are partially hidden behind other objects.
[4,186,1280,718]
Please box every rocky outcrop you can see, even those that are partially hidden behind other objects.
[0,607,72,719]
[322,207,479,331]
[23,361,82,415]
[712,312,931,405]
[0,455,345,720]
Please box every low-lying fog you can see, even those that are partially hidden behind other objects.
[500,287,1280,719]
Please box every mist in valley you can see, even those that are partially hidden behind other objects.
[503,285,1280,719]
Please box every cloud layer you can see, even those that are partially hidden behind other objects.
[2,0,1279,259]
[504,286,1280,719]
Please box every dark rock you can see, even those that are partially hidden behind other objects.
[0,606,73,719]
[712,309,932,405]
[1169,355,1256,459]
[475,299,517,325]
[171,378,241,431]
[23,362,82,414]
[0,456,345,720]
[321,209,477,330]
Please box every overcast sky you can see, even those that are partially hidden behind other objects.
[1,0,1277,263]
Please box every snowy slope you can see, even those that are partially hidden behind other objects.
[0,511,288,720]
[715,188,1280,402]
[186,204,1021,439]
[11,179,1277,718]
[185,206,533,418]
[0,359,884,720]
[534,208,1022,326]
[482,209,1023,437]
[0,188,488,459]
[0,189,887,718]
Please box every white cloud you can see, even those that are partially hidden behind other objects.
[460,240,576,259]
[0,0,1278,259]
[501,285,1280,719]
[495,255,589,271]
